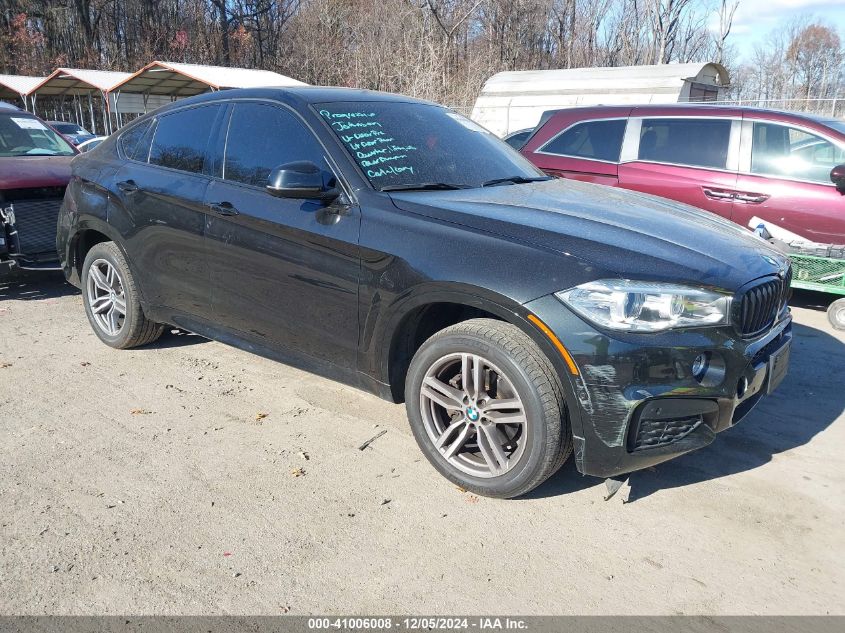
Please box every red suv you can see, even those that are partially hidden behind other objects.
[0,103,76,275]
[519,105,845,244]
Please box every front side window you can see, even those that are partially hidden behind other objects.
[750,122,845,184]
[0,114,75,157]
[317,101,542,190]
[540,119,627,162]
[638,118,731,170]
[223,103,327,187]
[149,105,219,174]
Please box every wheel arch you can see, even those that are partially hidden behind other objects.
[66,219,145,305]
[375,286,581,421]
[68,219,122,279]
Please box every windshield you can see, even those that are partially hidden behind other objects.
[0,115,76,157]
[317,101,543,190]
[53,122,87,135]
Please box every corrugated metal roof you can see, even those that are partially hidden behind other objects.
[480,63,729,96]
[0,74,45,98]
[30,68,132,95]
[110,60,307,96]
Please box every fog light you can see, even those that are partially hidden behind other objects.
[691,351,725,388]
[692,354,707,380]
[737,376,749,398]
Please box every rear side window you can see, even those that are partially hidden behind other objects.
[149,105,219,174]
[119,120,153,161]
[638,118,731,169]
[540,119,627,162]
[750,122,845,184]
[223,102,327,187]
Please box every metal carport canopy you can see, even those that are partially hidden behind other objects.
[0,74,45,102]
[27,68,132,134]
[109,61,307,96]
[28,68,132,95]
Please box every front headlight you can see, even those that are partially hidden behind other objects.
[556,280,731,332]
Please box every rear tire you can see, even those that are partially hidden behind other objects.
[828,298,845,331]
[81,241,163,349]
[405,318,572,499]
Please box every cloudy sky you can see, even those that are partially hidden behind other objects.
[727,0,845,58]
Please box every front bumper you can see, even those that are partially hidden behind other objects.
[524,293,793,479]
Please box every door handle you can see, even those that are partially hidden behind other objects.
[208,201,239,216]
[734,192,769,204]
[702,188,735,200]
[117,180,139,194]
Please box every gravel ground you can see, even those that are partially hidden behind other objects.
[0,272,843,615]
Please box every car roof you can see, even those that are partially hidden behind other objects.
[535,103,845,138]
[146,86,439,118]
[544,103,837,125]
[0,101,20,111]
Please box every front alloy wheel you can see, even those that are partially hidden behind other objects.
[420,352,527,478]
[406,318,572,498]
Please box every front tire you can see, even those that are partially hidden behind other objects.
[405,318,572,498]
[81,241,163,349]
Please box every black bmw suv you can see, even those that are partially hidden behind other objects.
[57,88,792,498]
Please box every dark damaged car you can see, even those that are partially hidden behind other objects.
[57,88,792,498]
[1,103,76,274]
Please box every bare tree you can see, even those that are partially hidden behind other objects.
[0,0,842,112]
[715,0,738,65]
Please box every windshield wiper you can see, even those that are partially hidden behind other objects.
[481,176,551,187]
[380,182,470,192]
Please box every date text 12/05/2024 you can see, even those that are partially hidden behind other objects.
[307,617,529,630]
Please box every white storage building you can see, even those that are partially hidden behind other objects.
[471,62,730,137]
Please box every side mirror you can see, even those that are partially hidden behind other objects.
[831,164,845,193]
[266,161,339,203]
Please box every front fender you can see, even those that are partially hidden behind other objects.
[362,282,584,438]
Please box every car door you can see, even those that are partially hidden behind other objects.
[733,118,845,243]
[113,103,224,323]
[527,118,628,186]
[617,115,740,220]
[204,100,361,369]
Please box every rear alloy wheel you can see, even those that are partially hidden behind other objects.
[81,241,164,349]
[405,318,572,498]
[828,298,845,331]
[86,258,126,337]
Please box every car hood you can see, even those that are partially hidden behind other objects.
[388,178,789,293]
[0,156,74,190]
